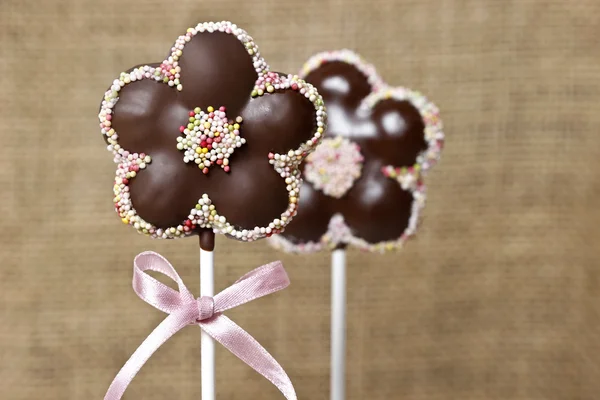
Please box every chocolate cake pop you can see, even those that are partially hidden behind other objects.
[98,21,326,243]
[269,50,443,253]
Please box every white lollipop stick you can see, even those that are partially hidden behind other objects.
[200,241,215,400]
[331,248,346,400]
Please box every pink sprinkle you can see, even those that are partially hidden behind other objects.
[179,126,185,132]
[105,115,112,121]
[219,106,226,112]
[224,166,230,172]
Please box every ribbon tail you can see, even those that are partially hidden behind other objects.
[104,308,196,400]
[201,315,297,400]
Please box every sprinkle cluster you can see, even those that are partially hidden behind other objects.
[304,137,364,198]
[98,21,326,241]
[177,106,245,174]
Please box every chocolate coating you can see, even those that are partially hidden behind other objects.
[106,32,316,235]
[281,61,427,245]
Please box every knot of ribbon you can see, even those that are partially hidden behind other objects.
[104,251,296,400]
[197,296,215,321]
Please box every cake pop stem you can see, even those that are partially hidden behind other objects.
[331,248,347,400]
[199,231,216,400]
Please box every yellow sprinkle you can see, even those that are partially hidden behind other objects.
[196,148,203,154]
[214,132,220,137]
[121,218,129,224]
[204,122,211,129]
[233,123,240,130]
[202,148,208,153]
[170,69,176,74]
[207,106,214,112]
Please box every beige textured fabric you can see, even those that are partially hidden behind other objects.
[1,0,599,399]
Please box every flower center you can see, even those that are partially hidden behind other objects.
[304,137,364,198]
[177,106,245,174]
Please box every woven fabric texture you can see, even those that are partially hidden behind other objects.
[0,0,599,399]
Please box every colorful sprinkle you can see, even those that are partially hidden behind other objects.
[177,107,245,173]
[304,137,364,198]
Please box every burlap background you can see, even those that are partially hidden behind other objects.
[1,0,599,399]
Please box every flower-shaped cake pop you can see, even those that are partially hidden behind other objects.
[98,21,326,241]
[268,50,443,253]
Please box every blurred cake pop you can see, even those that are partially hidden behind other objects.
[269,50,443,253]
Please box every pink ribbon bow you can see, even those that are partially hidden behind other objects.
[104,251,297,400]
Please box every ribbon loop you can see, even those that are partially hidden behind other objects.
[104,251,296,400]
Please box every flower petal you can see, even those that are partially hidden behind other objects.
[339,162,414,244]
[206,155,289,230]
[305,60,372,110]
[111,69,188,154]
[241,88,317,155]
[363,97,427,168]
[279,182,335,244]
[127,150,207,229]
[176,31,257,116]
